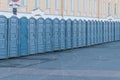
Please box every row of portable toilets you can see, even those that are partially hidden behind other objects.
[0,15,120,59]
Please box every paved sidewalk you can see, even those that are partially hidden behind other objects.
[0,41,120,80]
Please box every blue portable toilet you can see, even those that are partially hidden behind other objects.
[72,19,78,48]
[118,22,120,40]
[8,16,19,58]
[86,20,91,46]
[19,17,28,56]
[103,21,108,43]
[52,18,60,51]
[28,17,37,55]
[116,21,120,40]
[91,20,94,45]
[66,19,72,49]
[112,21,115,41]
[82,20,87,46]
[108,21,112,42]
[0,16,8,59]
[103,21,108,42]
[93,20,95,44]
[111,21,114,41]
[60,19,66,50]
[116,21,119,41]
[36,18,45,53]
[93,20,97,44]
[109,21,113,41]
[99,21,102,43]
[97,21,100,44]
[99,20,103,44]
[101,21,104,43]
[99,21,103,44]
[96,20,99,44]
[106,21,109,42]
[45,18,53,52]
[78,20,83,47]
[114,21,117,41]
[103,21,105,42]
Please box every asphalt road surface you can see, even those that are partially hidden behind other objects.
[0,41,120,80]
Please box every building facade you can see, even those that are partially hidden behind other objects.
[0,0,120,19]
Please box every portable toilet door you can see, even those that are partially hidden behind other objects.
[99,21,103,43]
[28,17,37,55]
[108,21,112,42]
[19,17,28,56]
[98,21,101,44]
[99,21,102,44]
[117,21,120,40]
[82,20,87,46]
[78,20,83,47]
[92,20,96,44]
[103,21,107,43]
[91,20,94,45]
[45,18,53,52]
[36,18,45,53]
[112,21,115,41]
[60,19,66,50]
[117,22,120,40]
[95,20,98,44]
[0,16,8,59]
[72,19,78,48]
[8,16,19,58]
[66,19,72,49]
[87,20,91,46]
[106,21,109,42]
[52,18,60,51]
[118,22,120,40]
[101,21,104,43]
[109,21,112,42]
[114,21,117,41]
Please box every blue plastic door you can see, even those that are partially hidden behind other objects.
[8,16,19,57]
[60,19,66,50]
[103,21,107,42]
[19,17,28,56]
[91,20,94,45]
[72,20,78,48]
[93,21,96,44]
[98,21,101,44]
[114,22,117,41]
[108,22,112,42]
[52,18,60,51]
[106,21,109,42]
[82,20,87,46]
[116,22,120,40]
[112,22,115,41]
[37,18,45,53]
[96,21,98,44]
[28,18,36,55]
[99,21,102,44]
[0,16,8,59]
[66,19,72,49]
[87,20,91,46]
[45,18,52,52]
[78,20,83,47]
[118,22,120,40]
[95,21,98,44]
